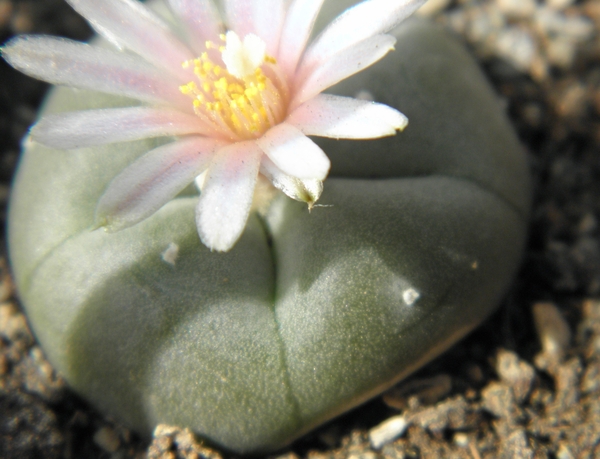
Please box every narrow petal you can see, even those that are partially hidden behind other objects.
[287,94,408,139]
[277,0,325,79]
[32,107,214,149]
[166,0,223,55]
[256,123,330,180]
[2,36,190,109]
[292,34,396,109]
[66,0,194,79]
[260,156,322,207]
[298,0,426,77]
[96,137,226,231]
[196,140,262,252]
[223,0,284,56]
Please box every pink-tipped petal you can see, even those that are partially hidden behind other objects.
[256,123,330,181]
[299,0,426,78]
[65,0,194,79]
[260,156,323,206]
[292,34,396,109]
[223,0,284,55]
[31,107,215,149]
[165,0,223,55]
[277,0,325,79]
[287,94,408,139]
[96,136,226,231]
[2,36,190,109]
[196,141,262,252]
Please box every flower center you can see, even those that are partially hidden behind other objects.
[179,32,287,140]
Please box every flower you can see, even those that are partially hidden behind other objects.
[2,0,425,252]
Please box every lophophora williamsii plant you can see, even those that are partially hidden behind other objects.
[3,0,530,454]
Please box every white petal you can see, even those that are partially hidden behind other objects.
[165,0,223,55]
[223,0,285,56]
[196,140,262,252]
[287,94,408,139]
[256,123,330,180]
[66,0,194,79]
[292,34,396,109]
[299,0,425,77]
[2,36,190,109]
[96,137,226,231]
[277,0,325,78]
[260,156,322,206]
[31,107,214,149]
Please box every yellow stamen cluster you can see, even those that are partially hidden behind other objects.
[179,38,283,140]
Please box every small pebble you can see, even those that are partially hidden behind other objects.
[535,8,595,42]
[0,269,13,303]
[481,383,508,419]
[0,353,8,376]
[546,0,576,10]
[546,38,576,68]
[0,302,33,344]
[93,426,120,453]
[0,0,13,29]
[382,374,452,409]
[466,5,506,44]
[402,288,420,306]
[582,299,600,324]
[554,358,582,407]
[497,0,536,19]
[502,430,534,459]
[579,300,600,354]
[368,416,409,449]
[495,349,535,403]
[556,443,575,459]
[148,425,222,459]
[348,453,377,459]
[494,27,537,71]
[153,424,178,438]
[411,396,470,432]
[161,242,179,266]
[532,302,571,370]
[481,382,521,421]
[21,346,65,402]
[453,432,470,448]
[555,83,588,119]
[584,2,600,23]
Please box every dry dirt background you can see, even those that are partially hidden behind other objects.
[1,0,600,458]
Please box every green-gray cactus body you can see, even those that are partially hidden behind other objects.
[9,19,530,453]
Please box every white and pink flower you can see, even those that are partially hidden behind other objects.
[2,0,424,251]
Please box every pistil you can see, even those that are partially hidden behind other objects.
[179,32,287,140]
